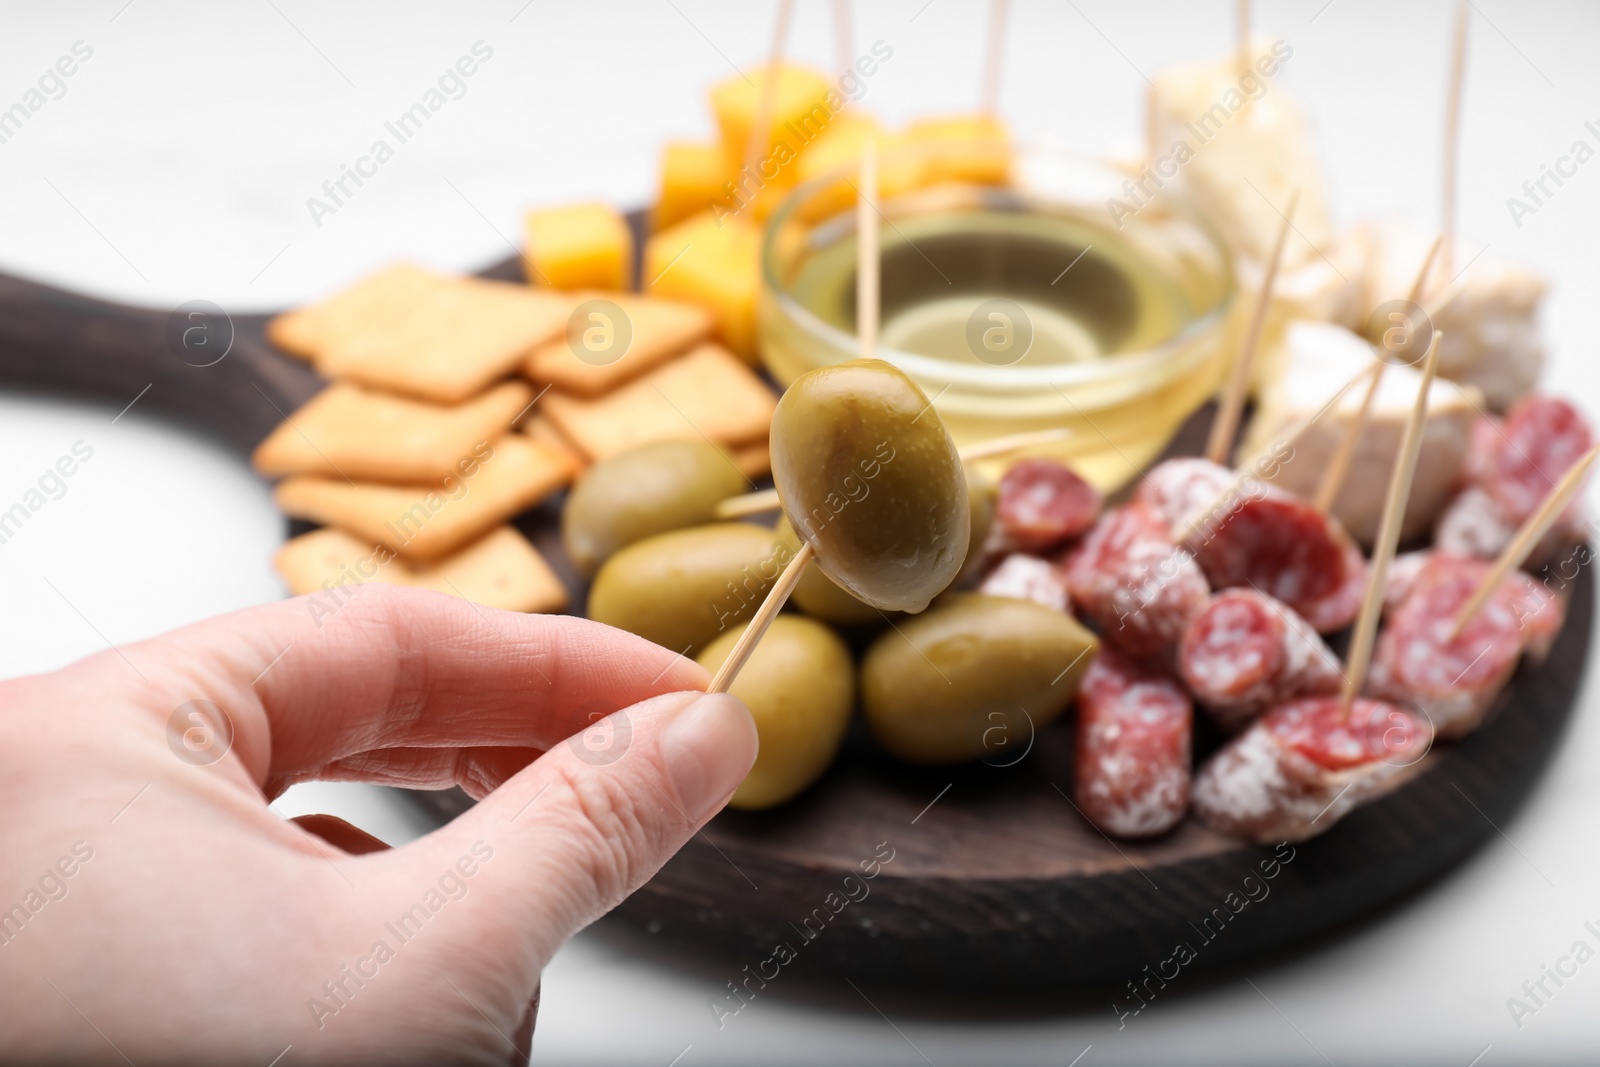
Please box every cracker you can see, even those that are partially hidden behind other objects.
[267,263,440,361]
[273,435,576,561]
[522,291,713,397]
[275,526,567,614]
[252,381,535,484]
[540,342,775,461]
[269,264,577,402]
[519,413,587,472]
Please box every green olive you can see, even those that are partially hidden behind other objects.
[774,517,882,625]
[587,522,786,656]
[562,440,750,577]
[770,358,969,613]
[959,463,997,584]
[861,593,1098,765]
[697,615,856,809]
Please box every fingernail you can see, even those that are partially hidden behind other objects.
[659,693,758,822]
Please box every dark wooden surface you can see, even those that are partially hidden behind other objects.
[0,253,1589,989]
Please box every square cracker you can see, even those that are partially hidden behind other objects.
[275,526,567,614]
[252,380,535,484]
[522,291,713,397]
[273,434,576,561]
[540,342,775,462]
[267,263,440,361]
[268,263,578,402]
[519,413,587,473]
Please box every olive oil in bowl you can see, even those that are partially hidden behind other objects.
[761,156,1237,489]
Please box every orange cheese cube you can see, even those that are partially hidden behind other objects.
[902,113,1012,186]
[793,113,925,220]
[525,201,632,290]
[710,63,837,185]
[644,212,761,362]
[654,141,733,232]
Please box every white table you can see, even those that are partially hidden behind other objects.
[3,1,1597,1063]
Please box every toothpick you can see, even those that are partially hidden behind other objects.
[708,543,814,693]
[857,136,879,359]
[1205,192,1298,465]
[743,0,796,204]
[980,0,1011,117]
[1341,332,1443,713]
[1442,0,1468,280]
[1236,0,1251,76]
[832,0,854,81]
[715,427,1074,519]
[954,426,1072,462]
[1448,440,1600,639]
[1312,235,1444,513]
[712,144,879,693]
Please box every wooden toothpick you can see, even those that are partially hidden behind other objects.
[1341,332,1444,713]
[715,427,1072,519]
[857,136,879,359]
[980,0,1011,117]
[1312,234,1444,514]
[1442,0,1469,280]
[1236,0,1251,75]
[832,0,854,81]
[1205,191,1298,466]
[1448,440,1600,639]
[711,145,880,693]
[707,543,814,693]
[742,0,797,206]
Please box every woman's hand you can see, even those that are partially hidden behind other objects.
[0,584,757,1065]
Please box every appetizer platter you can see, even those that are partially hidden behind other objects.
[1,2,1593,988]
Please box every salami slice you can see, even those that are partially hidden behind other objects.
[1367,552,1564,738]
[1489,395,1594,523]
[978,553,1070,612]
[1383,550,1433,617]
[996,458,1102,551]
[1135,457,1238,533]
[1178,589,1342,732]
[1063,502,1209,661]
[1073,648,1192,838]
[1180,491,1362,631]
[1299,540,1368,634]
[1192,696,1432,844]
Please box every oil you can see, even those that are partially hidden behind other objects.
[761,186,1236,490]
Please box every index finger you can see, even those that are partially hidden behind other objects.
[130,584,707,790]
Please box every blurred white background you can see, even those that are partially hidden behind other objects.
[1,1,1598,1063]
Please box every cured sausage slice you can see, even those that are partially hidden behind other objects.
[1074,648,1191,838]
[1063,502,1209,661]
[1180,492,1362,630]
[1135,457,1238,533]
[1178,589,1342,732]
[1299,540,1368,634]
[1489,395,1594,523]
[1367,552,1564,738]
[978,553,1070,612]
[1192,696,1432,843]
[995,458,1102,551]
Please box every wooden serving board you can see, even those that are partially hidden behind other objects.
[0,248,1589,990]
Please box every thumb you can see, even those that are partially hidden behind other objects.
[416,690,757,966]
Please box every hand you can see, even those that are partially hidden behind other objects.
[0,585,757,1065]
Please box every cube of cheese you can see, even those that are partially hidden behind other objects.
[655,141,733,232]
[902,113,1012,186]
[644,212,761,362]
[792,113,925,220]
[1146,34,1333,269]
[1354,218,1547,410]
[525,201,632,290]
[710,62,836,179]
[1240,319,1480,545]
